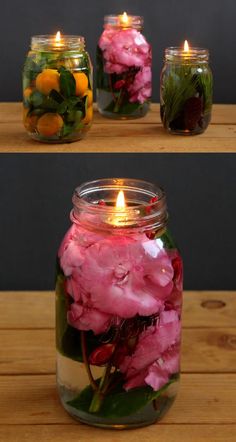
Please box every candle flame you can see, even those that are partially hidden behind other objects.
[119,12,130,27]
[183,40,189,52]
[116,190,126,208]
[121,12,128,23]
[55,31,61,42]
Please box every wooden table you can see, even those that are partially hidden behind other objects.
[0,103,236,153]
[0,291,236,441]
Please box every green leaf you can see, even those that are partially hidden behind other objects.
[159,229,177,249]
[59,67,76,98]
[55,272,68,351]
[67,376,177,418]
[61,123,74,138]
[104,97,142,116]
[29,90,44,107]
[23,59,42,82]
[49,89,64,104]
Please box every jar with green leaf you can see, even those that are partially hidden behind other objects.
[22,33,93,143]
[96,14,152,119]
[160,45,213,135]
[56,178,183,428]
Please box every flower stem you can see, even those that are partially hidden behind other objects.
[113,88,124,113]
[81,331,98,392]
[89,362,112,413]
[109,74,117,103]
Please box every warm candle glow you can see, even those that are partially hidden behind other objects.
[54,31,63,48]
[121,12,128,24]
[183,40,189,52]
[119,11,130,27]
[55,31,61,42]
[115,190,126,208]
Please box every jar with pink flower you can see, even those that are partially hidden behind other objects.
[56,178,183,428]
[96,14,152,119]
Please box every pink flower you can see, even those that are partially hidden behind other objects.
[67,302,111,335]
[58,222,108,276]
[99,28,151,75]
[77,236,174,318]
[128,66,152,104]
[58,221,181,337]
[119,309,181,391]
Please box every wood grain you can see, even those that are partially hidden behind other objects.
[0,424,235,442]
[1,103,236,124]
[0,291,235,329]
[0,291,236,440]
[1,328,236,375]
[0,103,236,153]
[0,374,235,424]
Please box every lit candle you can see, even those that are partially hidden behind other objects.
[23,32,93,143]
[97,13,151,118]
[116,190,126,209]
[183,39,189,53]
[110,190,127,226]
[54,30,64,49]
[119,11,130,27]
[183,40,191,59]
[160,40,213,135]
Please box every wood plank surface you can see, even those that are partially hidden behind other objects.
[0,374,235,425]
[0,103,235,153]
[0,291,236,440]
[0,291,235,329]
[0,424,235,442]
[1,327,236,375]
[1,103,236,125]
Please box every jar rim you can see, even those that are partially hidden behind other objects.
[165,46,209,61]
[104,14,143,29]
[72,178,167,231]
[31,35,85,51]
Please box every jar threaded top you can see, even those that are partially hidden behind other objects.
[72,178,167,232]
[165,47,209,63]
[31,35,85,51]
[104,15,143,30]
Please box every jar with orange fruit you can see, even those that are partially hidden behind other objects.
[23,34,93,143]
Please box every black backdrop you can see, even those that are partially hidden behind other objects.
[0,153,235,291]
[1,0,236,102]
[0,0,236,291]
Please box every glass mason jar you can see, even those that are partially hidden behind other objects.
[56,178,183,429]
[96,15,152,119]
[22,34,93,143]
[160,47,213,135]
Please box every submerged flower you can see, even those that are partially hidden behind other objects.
[77,236,174,318]
[128,66,152,104]
[99,28,151,75]
[59,221,179,336]
[119,309,181,391]
[67,302,111,335]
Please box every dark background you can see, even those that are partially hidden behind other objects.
[0,154,235,291]
[1,0,236,103]
[0,1,235,291]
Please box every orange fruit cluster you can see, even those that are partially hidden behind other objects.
[23,68,93,138]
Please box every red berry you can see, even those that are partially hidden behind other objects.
[98,199,106,206]
[89,343,115,366]
[114,79,126,89]
[146,195,158,214]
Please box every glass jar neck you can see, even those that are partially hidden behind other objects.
[165,47,209,64]
[71,178,167,233]
[104,15,143,30]
[31,35,85,52]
